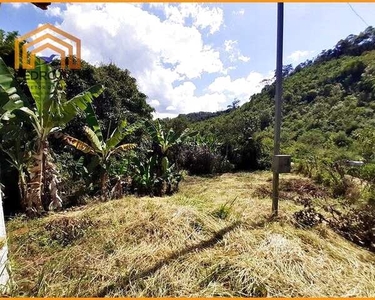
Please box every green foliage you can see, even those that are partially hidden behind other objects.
[56,104,138,197]
[212,197,237,220]
[132,156,158,195]
[145,119,196,155]
[0,56,104,212]
[177,134,233,175]
[0,28,154,212]
[130,120,191,196]
[358,163,375,203]
[62,61,154,142]
[0,30,18,67]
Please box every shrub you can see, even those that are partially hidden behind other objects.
[359,163,375,204]
[55,152,95,206]
[131,156,182,196]
[177,144,228,175]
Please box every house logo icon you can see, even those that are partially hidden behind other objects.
[15,23,81,70]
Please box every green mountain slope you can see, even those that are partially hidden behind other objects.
[176,27,375,170]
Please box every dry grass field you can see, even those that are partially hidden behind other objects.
[5,172,375,297]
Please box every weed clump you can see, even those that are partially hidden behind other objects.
[45,216,94,246]
[253,178,328,202]
[293,206,325,228]
[327,206,375,251]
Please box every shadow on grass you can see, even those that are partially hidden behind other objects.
[97,220,242,296]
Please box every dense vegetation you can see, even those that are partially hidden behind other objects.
[0,29,191,215]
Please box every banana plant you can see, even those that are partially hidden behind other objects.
[0,57,104,214]
[192,133,222,153]
[132,156,157,195]
[55,104,139,197]
[0,124,31,207]
[145,119,195,156]
[145,119,196,175]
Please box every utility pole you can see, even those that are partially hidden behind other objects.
[272,3,284,216]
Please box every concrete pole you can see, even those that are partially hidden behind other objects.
[272,3,284,216]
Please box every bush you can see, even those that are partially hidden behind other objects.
[177,144,233,175]
[131,155,182,196]
[328,205,375,251]
[359,163,375,204]
[54,152,95,206]
[331,131,352,147]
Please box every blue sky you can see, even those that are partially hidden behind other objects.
[0,3,374,117]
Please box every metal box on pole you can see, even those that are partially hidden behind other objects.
[273,155,291,173]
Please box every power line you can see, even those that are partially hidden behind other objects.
[347,3,369,27]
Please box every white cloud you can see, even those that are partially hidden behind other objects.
[148,99,160,107]
[58,4,224,79]
[208,71,273,105]
[10,3,25,8]
[232,9,245,15]
[151,4,224,34]
[46,6,62,17]
[52,4,268,116]
[53,3,227,116]
[224,40,236,52]
[238,55,250,62]
[224,40,250,63]
[287,50,314,63]
[166,81,228,113]
[153,112,179,119]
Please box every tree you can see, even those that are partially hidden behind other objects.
[227,98,240,110]
[282,64,294,77]
[0,57,104,214]
[0,30,18,67]
[63,62,154,141]
[145,119,195,156]
[55,104,138,197]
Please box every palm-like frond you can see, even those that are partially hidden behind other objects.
[54,132,96,155]
[18,107,42,136]
[59,85,105,125]
[84,126,103,152]
[25,58,56,124]
[106,120,143,150]
[110,143,137,155]
[0,57,28,123]
[85,102,103,143]
[145,120,161,142]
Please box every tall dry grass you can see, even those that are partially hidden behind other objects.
[5,172,375,297]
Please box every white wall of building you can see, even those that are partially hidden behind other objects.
[0,185,9,291]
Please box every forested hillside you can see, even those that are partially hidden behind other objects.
[165,26,375,202]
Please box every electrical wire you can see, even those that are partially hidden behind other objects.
[347,3,369,27]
